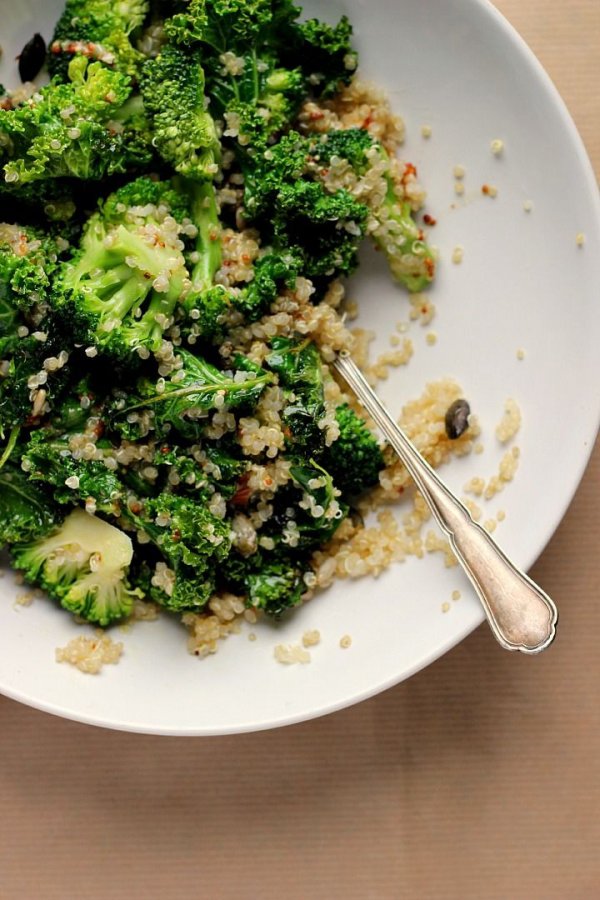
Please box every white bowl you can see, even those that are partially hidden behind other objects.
[1,0,599,734]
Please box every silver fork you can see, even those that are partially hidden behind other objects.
[333,351,558,654]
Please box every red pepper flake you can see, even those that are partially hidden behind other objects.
[424,258,436,277]
[172,529,182,542]
[481,184,490,195]
[423,214,437,226]
[401,162,418,185]
[160,445,170,455]
[231,472,252,507]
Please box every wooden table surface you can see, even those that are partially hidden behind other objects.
[1,2,599,898]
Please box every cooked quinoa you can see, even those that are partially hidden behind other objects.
[0,0,521,674]
[56,632,123,674]
[274,642,312,664]
[495,398,522,443]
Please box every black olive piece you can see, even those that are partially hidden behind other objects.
[445,398,471,440]
[17,33,46,83]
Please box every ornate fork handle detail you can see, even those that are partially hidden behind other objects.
[334,352,558,653]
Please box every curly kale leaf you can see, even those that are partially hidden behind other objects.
[0,466,61,545]
[117,349,274,439]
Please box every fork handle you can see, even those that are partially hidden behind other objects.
[334,353,558,653]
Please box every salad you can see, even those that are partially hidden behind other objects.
[0,0,440,656]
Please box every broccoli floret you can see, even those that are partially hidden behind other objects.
[323,403,384,497]
[11,508,141,625]
[141,44,221,180]
[52,176,193,361]
[185,180,223,295]
[0,466,60,545]
[0,58,152,187]
[314,128,436,292]
[246,561,305,616]
[180,248,299,343]
[184,250,298,338]
[182,284,231,340]
[0,228,81,441]
[115,348,274,439]
[0,223,62,319]
[48,0,149,82]
[265,336,326,454]
[234,252,299,320]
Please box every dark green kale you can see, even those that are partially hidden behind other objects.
[124,492,233,612]
[313,128,436,292]
[165,0,304,149]
[0,466,61,545]
[266,336,326,454]
[0,58,152,188]
[242,131,368,283]
[22,430,124,515]
[114,348,274,439]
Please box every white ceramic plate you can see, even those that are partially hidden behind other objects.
[1,0,599,734]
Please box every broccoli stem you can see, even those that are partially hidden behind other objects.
[376,148,436,293]
[90,264,136,296]
[188,181,222,293]
[0,425,21,469]
[100,271,150,322]
[132,288,182,348]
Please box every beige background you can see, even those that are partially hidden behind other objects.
[1,3,599,898]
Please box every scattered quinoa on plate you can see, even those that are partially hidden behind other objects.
[0,0,488,669]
